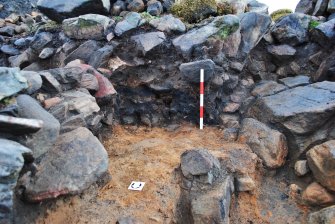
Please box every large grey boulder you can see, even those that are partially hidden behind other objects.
[21,127,109,202]
[37,0,110,23]
[238,118,288,168]
[173,15,240,58]
[0,67,28,101]
[311,18,335,48]
[267,44,296,62]
[131,32,166,55]
[279,75,310,88]
[249,82,335,159]
[239,12,272,56]
[0,139,31,223]
[295,0,314,14]
[308,205,335,224]
[271,13,311,46]
[63,14,114,40]
[179,59,215,84]
[17,95,60,158]
[307,140,335,191]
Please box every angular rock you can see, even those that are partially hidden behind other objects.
[308,205,335,224]
[14,37,33,48]
[313,51,335,81]
[294,160,310,176]
[239,12,272,56]
[114,12,141,36]
[37,0,110,23]
[43,97,62,109]
[295,0,314,14]
[149,14,186,33]
[0,115,43,135]
[21,127,109,202]
[64,40,100,64]
[302,182,335,207]
[147,0,163,16]
[0,139,31,223]
[60,114,86,134]
[88,45,114,68]
[190,176,234,224]
[236,176,256,192]
[227,0,247,14]
[279,75,310,88]
[311,18,335,48]
[0,67,28,101]
[328,0,335,13]
[0,26,15,36]
[313,0,329,16]
[1,45,20,55]
[267,44,296,62]
[112,0,126,15]
[39,47,55,59]
[30,32,53,54]
[61,90,100,117]
[179,59,215,84]
[17,94,60,158]
[271,13,311,46]
[40,71,62,93]
[80,73,99,91]
[131,32,166,55]
[63,14,114,40]
[238,118,288,168]
[93,70,117,101]
[21,71,42,94]
[307,140,335,191]
[181,149,220,184]
[127,0,145,12]
[251,81,288,97]
[247,0,268,14]
[173,15,240,58]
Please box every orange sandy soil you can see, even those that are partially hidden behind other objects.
[32,124,308,224]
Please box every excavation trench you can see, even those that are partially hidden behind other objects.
[15,124,310,224]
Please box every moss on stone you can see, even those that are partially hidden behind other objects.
[270,9,292,21]
[170,0,217,23]
[309,20,321,30]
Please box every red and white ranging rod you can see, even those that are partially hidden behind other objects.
[200,69,204,129]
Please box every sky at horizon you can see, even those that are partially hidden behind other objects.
[257,0,301,13]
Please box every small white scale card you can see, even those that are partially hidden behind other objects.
[128,181,145,191]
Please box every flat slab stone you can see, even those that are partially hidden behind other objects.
[279,75,310,88]
[0,115,43,135]
[251,81,335,135]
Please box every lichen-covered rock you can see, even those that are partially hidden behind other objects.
[0,139,31,223]
[114,12,142,36]
[62,14,114,40]
[0,67,28,100]
[307,140,335,192]
[238,118,288,168]
[149,14,186,33]
[271,13,311,46]
[173,15,240,58]
[311,18,335,48]
[295,0,314,14]
[37,0,110,23]
[20,127,109,202]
